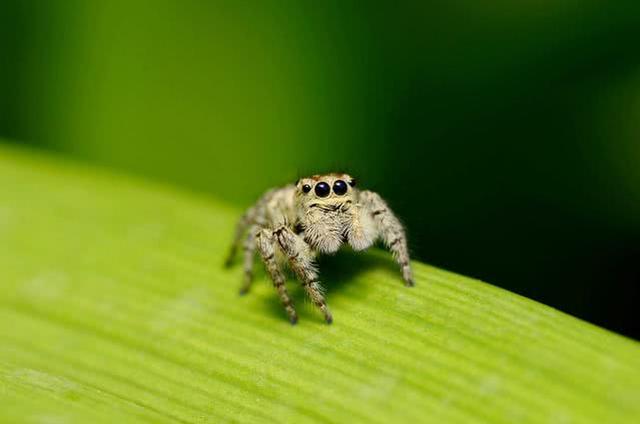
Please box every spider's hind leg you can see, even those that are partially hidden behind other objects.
[238,225,258,295]
[225,205,259,267]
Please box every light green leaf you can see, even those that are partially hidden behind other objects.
[1,142,639,423]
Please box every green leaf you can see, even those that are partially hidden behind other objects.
[1,142,639,423]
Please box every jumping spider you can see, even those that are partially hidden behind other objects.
[225,173,414,324]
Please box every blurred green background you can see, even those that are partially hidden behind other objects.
[2,1,639,338]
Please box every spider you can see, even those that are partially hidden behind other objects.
[225,173,414,324]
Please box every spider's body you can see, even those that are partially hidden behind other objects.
[225,173,413,324]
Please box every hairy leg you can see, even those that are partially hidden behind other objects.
[238,225,258,295]
[256,228,298,324]
[274,226,333,324]
[360,190,414,286]
[225,205,259,267]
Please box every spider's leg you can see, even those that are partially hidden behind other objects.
[346,202,377,251]
[360,190,414,287]
[256,228,298,324]
[225,205,258,267]
[274,226,333,324]
[238,224,258,295]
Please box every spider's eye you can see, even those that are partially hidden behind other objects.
[314,182,330,197]
[302,184,311,193]
[348,179,356,187]
[333,180,348,196]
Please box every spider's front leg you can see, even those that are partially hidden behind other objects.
[274,226,333,324]
[256,228,298,324]
[360,190,415,287]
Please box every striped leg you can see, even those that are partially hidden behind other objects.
[225,206,257,267]
[274,226,333,324]
[256,229,298,324]
[238,225,258,295]
[360,190,414,287]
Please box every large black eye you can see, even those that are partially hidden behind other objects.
[302,184,311,193]
[314,182,330,197]
[333,180,348,196]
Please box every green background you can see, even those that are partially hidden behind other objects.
[2,1,640,338]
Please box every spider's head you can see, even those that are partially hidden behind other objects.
[294,173,358,253]
[295,173,357,214]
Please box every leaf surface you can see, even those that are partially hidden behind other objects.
[1,143,639,423]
